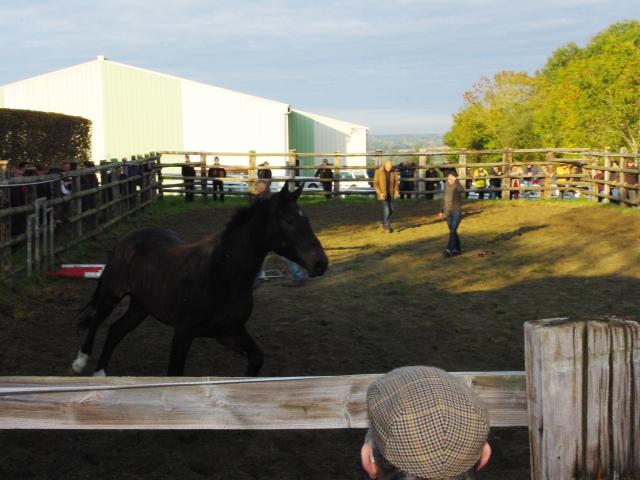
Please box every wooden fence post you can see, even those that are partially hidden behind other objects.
[543,151,553,200]
[248,150,257,196]
[333,151,341,197]
[588,153,598,203]
[458,148,467,180]
[72,174,82,239]
[502,149,512,200]
[525,317,640,480]
[603,148,611,204]
[0,160,11,274]
[200,154,208,203]
[156,154,164,201]
[288,149,297,191]
[620,147,631,208]
[418,148,427,198]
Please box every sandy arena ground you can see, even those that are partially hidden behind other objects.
[1,196,638,479]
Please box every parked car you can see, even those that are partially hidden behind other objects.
[337,170,373,192]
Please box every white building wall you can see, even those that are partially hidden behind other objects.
[180,80,290,168]
[0,61,105,160]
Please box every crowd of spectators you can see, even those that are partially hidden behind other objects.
[3,160,146,242]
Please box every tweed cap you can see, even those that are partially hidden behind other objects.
[367,366,490,479]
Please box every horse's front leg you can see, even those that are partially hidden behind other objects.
[217,326,264,376]
[167,326,194,376]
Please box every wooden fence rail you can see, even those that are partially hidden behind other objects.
[0,317,637,480]
[0,148,638,277]
[0,372,527,430]
[0,155,159,277]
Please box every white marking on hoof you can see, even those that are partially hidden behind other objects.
[93,369,106,377]
[71,351,90,374]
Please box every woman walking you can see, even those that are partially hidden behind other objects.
[439,170,465,257]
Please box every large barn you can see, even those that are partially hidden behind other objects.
[0,56,368,170]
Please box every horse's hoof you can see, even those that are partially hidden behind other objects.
[71,351,89,374]
[93,369,106,377]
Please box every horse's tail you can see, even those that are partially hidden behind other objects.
[75,276,104,330]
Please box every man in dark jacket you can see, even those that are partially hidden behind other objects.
[374,160,400,233]
[424,167,440,200]
[398,160,415,199]
[439,170,465,257]
[257,161,272,185]
[207,156,226,202]
[181,154,196,203]
[314,159,334,200]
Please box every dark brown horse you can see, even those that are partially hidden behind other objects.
[71,184,328,376]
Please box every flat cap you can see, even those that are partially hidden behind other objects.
[367,366,490,479]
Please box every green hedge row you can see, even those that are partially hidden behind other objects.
[0,108,91,167]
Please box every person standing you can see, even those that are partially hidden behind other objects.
[314,159,334,200]
[473,166,489,200]
[374,160,400,233]
[207,156,226,202]
[398,160,415,199]
[424,167,440,200]
[439,170,465,257]
[257,161,272,185]
[253,180,305,287]
[489,165,503,199]
[181,154,196,203]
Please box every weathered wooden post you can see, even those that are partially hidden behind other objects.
[200,153,207,203]
[288,149,297,191]
[525,317,639,480]
[72,173,83,239]
[588,153,598,203]
[458,148,467,180]
[619,147,633,208]
[502,149,512,200]
[0,160,11,274]
[333,151,341,197]
[418,148,427,198]
[543,151,554,200]
[156,154,164,201]
[603,148,611,204]
[248,150,257,197]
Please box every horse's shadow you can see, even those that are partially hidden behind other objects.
[395,209,485,232]
[491,224,548,242]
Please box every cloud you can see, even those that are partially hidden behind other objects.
[1,0,637,133]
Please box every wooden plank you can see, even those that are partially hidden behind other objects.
[0,372,527,430]
[525,317,640,480]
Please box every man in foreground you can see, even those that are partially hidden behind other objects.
[374,160,400,232]
[362,366,492,480]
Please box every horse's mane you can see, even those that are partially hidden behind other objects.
[218,196,272,247]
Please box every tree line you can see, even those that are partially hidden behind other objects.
[444,20,640,153]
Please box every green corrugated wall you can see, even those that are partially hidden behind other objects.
[101,62,184,159]
[288,111,316,175]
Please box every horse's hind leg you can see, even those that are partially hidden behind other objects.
[217,327,264,377]
[93,300,147,376]
[71,296,119,374]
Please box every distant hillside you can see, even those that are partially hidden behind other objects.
[368,134,443,151]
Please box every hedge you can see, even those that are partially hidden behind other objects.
[0,108,91,168]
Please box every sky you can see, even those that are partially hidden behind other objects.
[0,0,638,134]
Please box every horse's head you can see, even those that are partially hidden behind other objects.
[267,183,328,277]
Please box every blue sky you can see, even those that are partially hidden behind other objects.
[0,0,637,134]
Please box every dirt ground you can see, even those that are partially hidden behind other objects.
[1,197,638,479]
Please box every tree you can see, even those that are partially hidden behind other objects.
[535,20,640,151]
[446,20,640,151]
[445,71,539,150]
